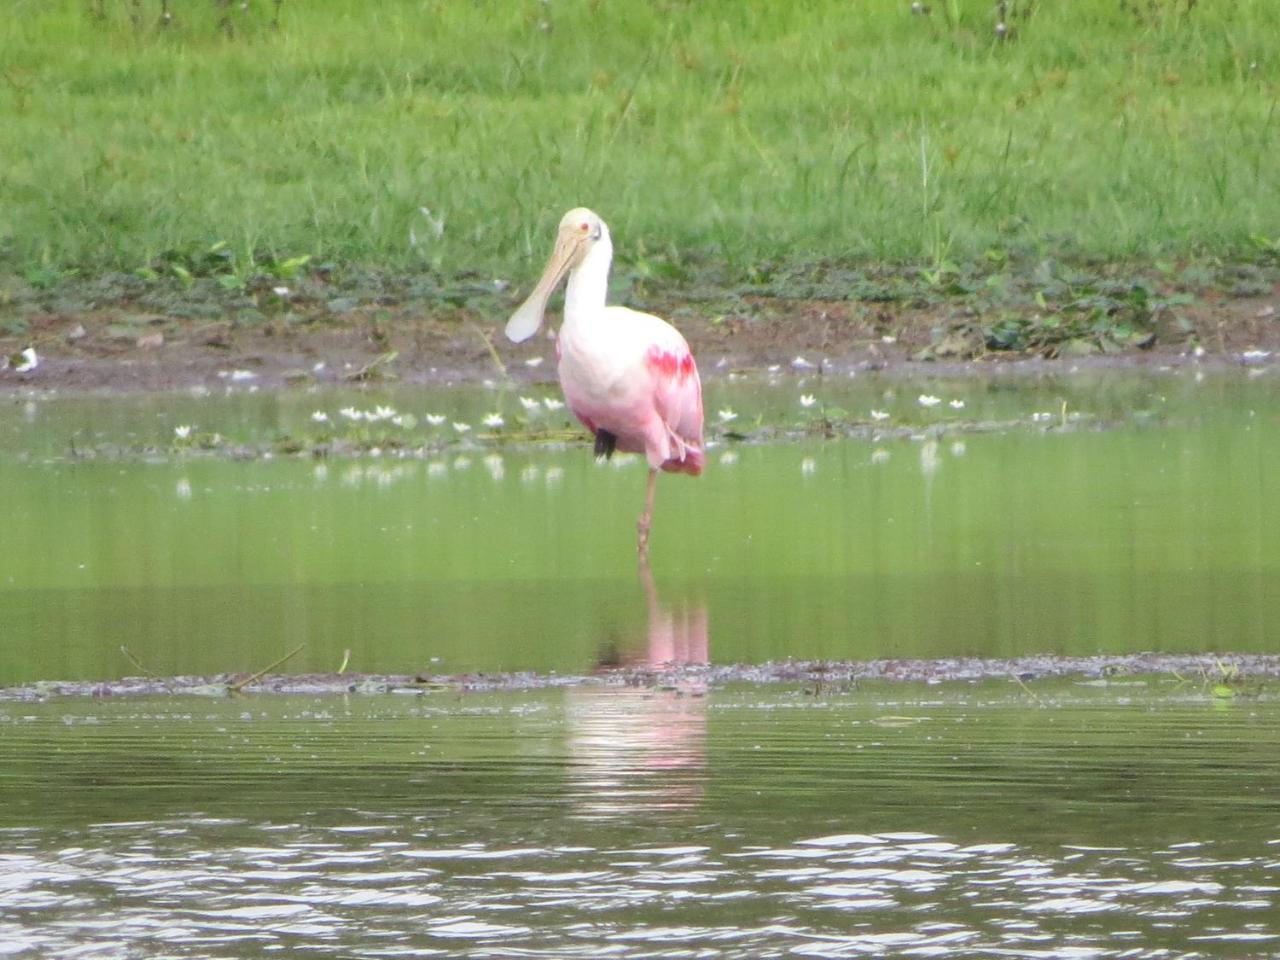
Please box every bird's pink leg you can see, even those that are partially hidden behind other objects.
[637,468,658,557]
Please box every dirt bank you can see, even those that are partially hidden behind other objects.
[1,262,1277,394]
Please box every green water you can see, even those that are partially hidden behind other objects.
[2,685,1278,957]
[1,371,1277,682]
[2,370,1279,957]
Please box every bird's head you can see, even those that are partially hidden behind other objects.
[505,207,609,343]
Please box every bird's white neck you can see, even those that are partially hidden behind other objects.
[564,232,613,330]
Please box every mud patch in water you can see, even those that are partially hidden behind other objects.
[5,652,1278,701]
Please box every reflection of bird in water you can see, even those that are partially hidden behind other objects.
[504,209,704,558]
[565,561,709,818]
[633,559,708,674]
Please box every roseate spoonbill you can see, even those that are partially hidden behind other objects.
[505,208,704,556]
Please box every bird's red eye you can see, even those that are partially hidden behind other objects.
[579,222,590,232]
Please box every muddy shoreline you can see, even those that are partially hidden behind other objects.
[2,262,1277,394]
[1,333,1276,400]
[5,653,1276,701]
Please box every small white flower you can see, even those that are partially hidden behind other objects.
[717,408,738,423]
[719,450,739,466]
[524,356,544,367]
[452,455,472,470]
[391,414,416,428]
[272,285,291,297]
[800,457,817,475]
[950,440,967,457]
[519,396,540,411]
[425,413,446,426]
[949,399,966,410]
[14,348,38,373]
[542,398,564,411]
[339,407,363,421]
[1242,349,1272,363]
[792,356,814,370]
[870,409,890,421]
[482,413,505,429]
[174,425,193,439]
[799,394,817,408]
[312,361,327,373]
[881,335,897,344]
[371,405,397,421]
[311,411,330,423]
[452,421,471,434]
[1031,411,1053,422]
[1192,345,1206,358]
[229,369,257,382]
[767,364,781,373]
[918,394,941,407]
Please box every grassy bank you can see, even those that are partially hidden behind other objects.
[1,0,1278,285]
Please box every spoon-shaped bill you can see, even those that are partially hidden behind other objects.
[504,234,581,343]
[505,288,550,343]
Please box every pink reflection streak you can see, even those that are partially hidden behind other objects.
[635,560,708,670]
[567,562,709,816]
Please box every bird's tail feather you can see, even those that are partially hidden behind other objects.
[594,430,618,459]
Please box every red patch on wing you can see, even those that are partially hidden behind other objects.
[646,346,693,381]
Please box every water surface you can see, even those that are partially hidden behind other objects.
[4,370,1278,957]
[2,371,1277,682]
[2,685,1277,957]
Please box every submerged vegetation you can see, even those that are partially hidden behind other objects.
[1,0,1278,291]
[47,388,1115,463]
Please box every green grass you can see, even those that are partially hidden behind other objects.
[1,0,1277,282]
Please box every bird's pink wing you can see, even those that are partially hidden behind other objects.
[644,330,704,474]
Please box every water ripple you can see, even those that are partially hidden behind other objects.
[3,822,1276,958]
[2,689,1278,957]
